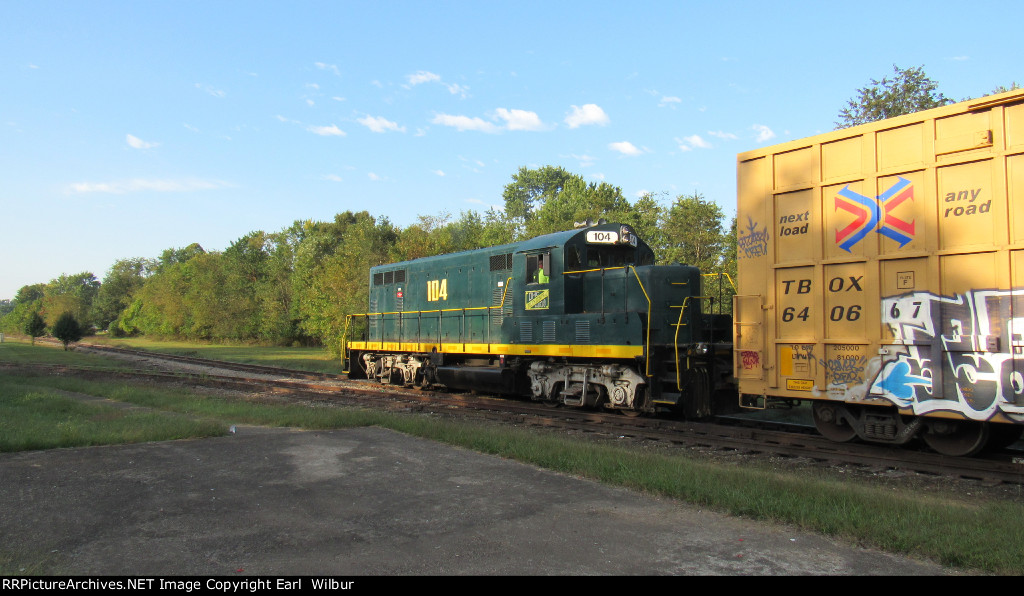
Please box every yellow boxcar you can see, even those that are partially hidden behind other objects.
[734,89,1024,455]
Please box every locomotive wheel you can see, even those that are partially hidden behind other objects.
[542,383,563,408]
[922,420,990,457]
[812,402,858,443]
[619,387,647,417]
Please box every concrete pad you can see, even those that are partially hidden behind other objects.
[0,427,950,575]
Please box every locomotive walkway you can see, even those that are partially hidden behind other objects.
[0,425,952,575]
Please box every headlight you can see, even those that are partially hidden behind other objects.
[690,342,710,355]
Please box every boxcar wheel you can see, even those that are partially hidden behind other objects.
[812,402,858,443]
[922,420,990,457]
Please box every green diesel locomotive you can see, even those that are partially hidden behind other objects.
[344,222,734,417]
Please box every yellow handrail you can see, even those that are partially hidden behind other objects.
[628,266,652,377]
[344,277,514,352]
[701,272,737,291]
[673,295,712,391]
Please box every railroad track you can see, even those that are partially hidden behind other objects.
[14,341,1024,486]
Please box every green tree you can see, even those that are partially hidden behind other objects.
[501,166,578,237]
[23,311,46,345]
[0,284,45,335]
[292,211,399,352]
[156,243,206,273]
[529,177,631,237]
[93,258,153,331]
[988,83,1021,95]
[478,208,517,247]
[624,192,667,256]
[52,312,83,350]
[39,272,99,331]
[660,192,728,272]
[501,166,636,239]
[836,65,951,129]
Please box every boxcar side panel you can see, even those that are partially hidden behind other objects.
[736,89,1024,424]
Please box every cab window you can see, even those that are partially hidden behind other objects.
[527,252,551,284]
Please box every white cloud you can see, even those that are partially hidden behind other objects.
[433,170,445,176]
[407,70,441,86]
[323,174,343,182]
[708,130,738,140]
[609,141,643,156]
[495,108,544,131]
[446,83,469,98]
[465,197,504,210]
[368,172,382,181]
[357,115,406,133]
[565,104,609,128]
[68,178,231,194]
[195,83,225,98]
[458,156,485,172]
[564,153,595,168]
[126,134,158,149]
[307,124,346,136]
[676,135,711,151]
[432,113,500,133]
[752,124,775,142]
[404,71,469,98]
[658,96,682,108]
[315,62,341,76]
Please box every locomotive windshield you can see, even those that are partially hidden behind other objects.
[586,245,653,268]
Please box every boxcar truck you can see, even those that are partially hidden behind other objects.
[734,88,1024,456]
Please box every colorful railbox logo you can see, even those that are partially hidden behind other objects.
[834,176,915,252]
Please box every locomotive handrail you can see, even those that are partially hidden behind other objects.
[701,272,737,292]
[343,276,514,359]
[673,295,712,391]
[563,266,627,275]
[627,265,653,377]
[700,272,737,315]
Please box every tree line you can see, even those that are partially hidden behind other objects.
[0,166,736,353]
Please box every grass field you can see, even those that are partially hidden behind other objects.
[86,335,345,373]
[2,337,1024,574]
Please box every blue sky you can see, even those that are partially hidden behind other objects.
[2,0,1021,300]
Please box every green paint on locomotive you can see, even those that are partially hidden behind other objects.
[346,222,733,414]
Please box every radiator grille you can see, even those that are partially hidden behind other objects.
[542,321,556,343]
[575,321,591,343]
